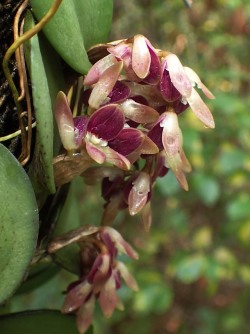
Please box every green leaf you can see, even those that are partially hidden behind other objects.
[30,0,90,74]
[24,12,65,200]
[0,144,39,304]
[0,310,93,334]
[73,0,113,50]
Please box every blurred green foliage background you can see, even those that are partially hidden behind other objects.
[7,1,250,333]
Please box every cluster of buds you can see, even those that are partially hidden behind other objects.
[54,34,215,228]
[60,227,138,334]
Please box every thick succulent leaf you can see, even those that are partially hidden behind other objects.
[30,0,91,74]
[24,13,65,201]
[0,310,93,334]
[73,0,113,50]
[0,144,39,304]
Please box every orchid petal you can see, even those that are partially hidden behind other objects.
[128,172,151,215]
[108,81,131,103]
[126,81,166,108]
[180,147,192,173]
[99,273,119,318]
[54,91,77,150]
[73,116,88,147]
[186,88,215,128]
[165,54,192,98]
[108,42,140,82]
[132,35,151,79]
[140,201,152,232]
[88,254,111,292]
[161,112,181,157]
[115,297,125,311]
[160,59,182,102]
[77,294,95,334]
[143,40,161,84]
[140,135,159,154]
[89,61,123,109]
[164,153,189,191]
[84,54,117,86]
[100,229,118,260]
[108,128,144,156]
[62,281,92,313]
[117,261,139,291]
[85,141,106,164]
[102,227,139,260]
[102,146,131,170]
[87,104,125,141]
[101,192,124,226]
[147,120,164,150]
[121,99,159,123]
[160,113,190,190]
[184,67,215,99]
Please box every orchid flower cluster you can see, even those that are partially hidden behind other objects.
[54,34,215,229]
[61,227,138,334]
[53,35,214,332]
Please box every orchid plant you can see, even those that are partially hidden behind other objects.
[52,34,215,333]
[0,1,214,334]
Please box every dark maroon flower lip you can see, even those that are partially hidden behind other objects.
[108,128,144,156]
[87,104,125,141]
[107,81,131,104]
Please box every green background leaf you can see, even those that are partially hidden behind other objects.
[0,144,39,304]
[0,310,93,334]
